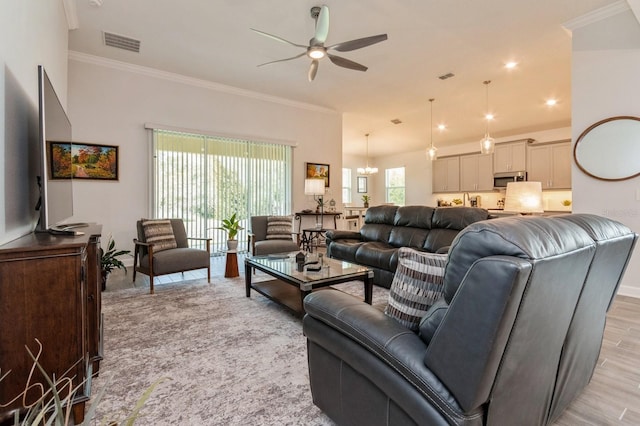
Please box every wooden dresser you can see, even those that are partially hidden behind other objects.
[0,225,102,423]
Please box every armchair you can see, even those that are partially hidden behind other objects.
[248,215,300,256]
[133,218,211,294]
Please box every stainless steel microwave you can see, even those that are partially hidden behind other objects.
[494,171,526,188]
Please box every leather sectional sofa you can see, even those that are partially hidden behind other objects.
[325,205,490,288]
[303,214,637,425]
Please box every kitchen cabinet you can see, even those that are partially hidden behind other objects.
[494,141,527,173]
[460,153,494,191]
[527,141,572,189]
[433,156,460,193]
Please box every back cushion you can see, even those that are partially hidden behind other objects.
[389,227,429,248]
[385,248,448,331]
[423,228,461,252]
[393,206,434,229]
[363,205,398,225]
[360,224,394,243]
[432,206,489,230]
[141,219,177,253]
[266,215,293,240]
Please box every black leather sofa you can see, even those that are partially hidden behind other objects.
[303,214,637,425]
[325,205,490,288]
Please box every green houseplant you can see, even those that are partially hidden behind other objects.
[217,213,243,250]
[101,236,131,290]
[361,194,371,208]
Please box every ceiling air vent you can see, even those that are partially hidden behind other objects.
[438,72,455,80]
[390,118,402,125]
[103,31,141,53]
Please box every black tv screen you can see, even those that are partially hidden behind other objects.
[36,65,73,231]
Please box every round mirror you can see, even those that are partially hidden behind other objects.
[574,116,640,181]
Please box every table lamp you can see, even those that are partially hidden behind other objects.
[305,178,325,228]
[503,181,544,215]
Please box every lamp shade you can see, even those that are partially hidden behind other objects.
[504,181,544,214]
[304,178,325,195]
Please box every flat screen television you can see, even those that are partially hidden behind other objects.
[36,65,75,233]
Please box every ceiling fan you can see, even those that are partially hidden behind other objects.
[251,5,388,82]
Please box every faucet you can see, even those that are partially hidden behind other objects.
[463,192,470,206]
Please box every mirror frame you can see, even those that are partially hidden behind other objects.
[574,116,640,181]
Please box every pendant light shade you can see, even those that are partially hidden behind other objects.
[480,80,495,155]
[357,133,378,175]
[427,98,438,161]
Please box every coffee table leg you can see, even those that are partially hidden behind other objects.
[300,289,311,314]
[245,261,252,297]
[364,273,373,305]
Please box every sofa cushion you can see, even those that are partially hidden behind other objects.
[418,298,449,344]
[389,227,429,248]
[393,205,434,228]
[328,240,364,263]
[141,219,177,253]
[265,215,293,240]
[385,248,448,331]
[355,242,398,271]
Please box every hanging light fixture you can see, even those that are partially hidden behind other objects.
[426,98,438,160]
[357,133,378,175]
[480,80,496,154]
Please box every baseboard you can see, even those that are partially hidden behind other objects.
[616,285,640,299]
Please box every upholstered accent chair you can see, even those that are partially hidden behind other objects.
[248,215,300,256]
[133,218,211,294]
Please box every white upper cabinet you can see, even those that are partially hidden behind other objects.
[527,142,572,189]
[433,157,460,193]
[494,141,527,173]
[460,154,494,191]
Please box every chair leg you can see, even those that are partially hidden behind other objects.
[133,267,137,282]
[150,275,154,295]
[207,266,211,283]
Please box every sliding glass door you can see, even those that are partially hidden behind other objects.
[152,129,292,253]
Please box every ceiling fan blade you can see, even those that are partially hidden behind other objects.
[257,52,306,67]
[314,5,330,44]
[327,54,368,72]
[250,28,307,49]
[328,34,388,52]
[308,60,319,81]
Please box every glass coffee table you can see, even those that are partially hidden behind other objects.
[245,253,373,317]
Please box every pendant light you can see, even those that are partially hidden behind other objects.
[357,133,378,175]
[426,98,438,160]
[480,80,495,154]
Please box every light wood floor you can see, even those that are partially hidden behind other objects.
[109,259,640,425]
[553,295,640,425]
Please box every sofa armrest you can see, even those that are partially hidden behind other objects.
[303,291,465,417]
[325,230,362,242]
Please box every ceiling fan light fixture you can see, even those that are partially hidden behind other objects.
[479,80,496,155]
[308,47,326,59]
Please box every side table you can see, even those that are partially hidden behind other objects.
[225,251,239,278]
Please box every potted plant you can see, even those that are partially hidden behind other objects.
[218,213,243,250]
[101,236,131,290]
[361,194,371,208]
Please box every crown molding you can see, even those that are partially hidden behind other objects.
[562,0,630,34]
[68,51,337,114]
[62,0,79,30]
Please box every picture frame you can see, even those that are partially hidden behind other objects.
[357,176,368,193]
[305,162,330,187]
[49,141,119,180]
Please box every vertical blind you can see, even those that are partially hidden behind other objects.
[152,129,292,253]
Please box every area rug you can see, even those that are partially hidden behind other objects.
[90,274,389,425]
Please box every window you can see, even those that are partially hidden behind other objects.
[385,167,405,206]
[152,129,292,253]
[342,168,352,204]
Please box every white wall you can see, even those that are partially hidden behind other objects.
[0,0,70,244]
[571,9,640,296]
[67,55,342,252]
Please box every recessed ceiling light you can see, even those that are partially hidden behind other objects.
[485,113,494,120]
[437,124,446,131]
[546,99,557,106]
[505,61,518,69]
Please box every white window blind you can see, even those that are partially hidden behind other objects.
[152,129,292,253]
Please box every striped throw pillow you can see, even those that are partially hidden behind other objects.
[141,219,177,253]
[266,215,293,240]
[384,247,448,331]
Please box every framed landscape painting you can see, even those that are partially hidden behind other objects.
[306,162,330,187]
[49,142,119,180]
